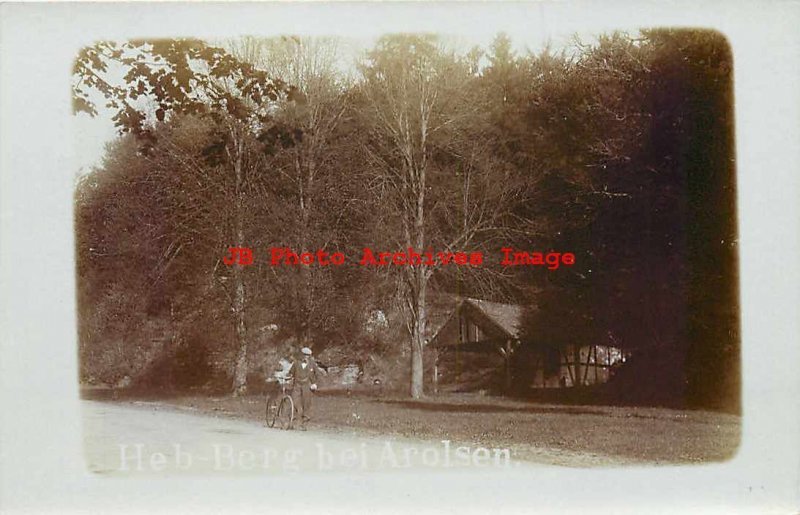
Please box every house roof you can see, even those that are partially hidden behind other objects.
[429,297,527,346]
[463,298,525,339]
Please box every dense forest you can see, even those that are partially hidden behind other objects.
[73,29,738,411]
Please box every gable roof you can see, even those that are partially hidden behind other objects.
[463,298,525,339]
[429,297,527,346]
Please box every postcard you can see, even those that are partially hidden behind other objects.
[1,1,798,513]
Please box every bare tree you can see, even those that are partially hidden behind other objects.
[229,36,353,347]
[358,35,521,398]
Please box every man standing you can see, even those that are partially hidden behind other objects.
[289,347,320,430]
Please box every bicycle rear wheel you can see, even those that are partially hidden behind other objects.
[265,394,279,428]
[277,395,294,430]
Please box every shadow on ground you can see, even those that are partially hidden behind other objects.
[377,399,605,416]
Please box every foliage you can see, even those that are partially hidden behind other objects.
[74,31,738,410]
[73,39,294,134]
[514,29,736,408]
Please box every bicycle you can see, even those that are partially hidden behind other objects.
[265,377,295,430]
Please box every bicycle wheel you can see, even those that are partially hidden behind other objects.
[277,395,294,430]
[265,394,279,428]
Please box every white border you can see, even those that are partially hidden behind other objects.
[1,2,799,513]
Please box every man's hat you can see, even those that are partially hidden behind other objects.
[301,347,313,356]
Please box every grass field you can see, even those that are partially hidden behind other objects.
[147,390,740,467]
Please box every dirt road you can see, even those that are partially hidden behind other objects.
[82,400,642,475]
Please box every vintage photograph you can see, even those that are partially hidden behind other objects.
[72,28,740,474]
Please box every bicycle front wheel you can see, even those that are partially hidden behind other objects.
[277,395,294,430]
[265,394,279,428]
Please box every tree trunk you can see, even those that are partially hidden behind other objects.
[231,133,248,396]
[572,344,582,388]
[409,149,427,399]
[231,265,247,396]
[504,339,512,392]
[297,150,313,347]
[433,350,439,395]
[410,271,426,398]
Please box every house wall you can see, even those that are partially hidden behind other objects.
[431,349,506,392]
[459,316,482,343]
[432,305,504,349]
[428,306,511,392]
[527,344,625,388]
[430,302,630,392]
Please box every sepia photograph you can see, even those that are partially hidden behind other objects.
[1,1,799,513]
[73,28,740,473]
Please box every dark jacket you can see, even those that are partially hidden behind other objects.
[290,357,320,385]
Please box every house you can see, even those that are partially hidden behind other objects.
[427,298,521,392]
[427,298,626,392]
